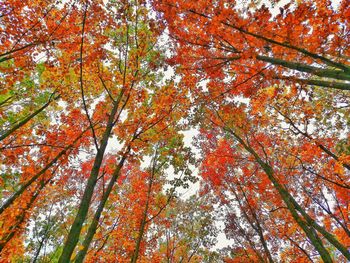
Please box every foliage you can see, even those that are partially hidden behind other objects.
[0,0,349,262]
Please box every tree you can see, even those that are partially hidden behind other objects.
[1,0,350,261]
[153,0,350,261]
[196,88,350,261]
[156,195,219,262]
[1,0,191,259]
[153,0,350,92]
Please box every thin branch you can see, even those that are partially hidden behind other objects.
[79,5,99,150]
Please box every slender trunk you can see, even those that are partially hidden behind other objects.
[57,104,120,262]
[187,243,200,262]
[268,174,333,262]
[253,214,274,263]
[59,18,132,263]
[74,152,128,263]
[32,234,46,263]
[0,93,59,141]
[130,164,155,263]
[237,184,275,263]
[235,128,350,260]
[228,183,266,260]
[182,9,350,91]
[32,205,55,263]
[239,223,266,262]
[288,186,350,260]
[130,195,150,263]
[226,128,335,262]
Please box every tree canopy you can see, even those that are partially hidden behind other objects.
[0,0,349,262]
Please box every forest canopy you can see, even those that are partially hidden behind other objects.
[0,0,349,262]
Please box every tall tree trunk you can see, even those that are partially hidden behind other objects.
[235,183,275,263]
[130,160,156,263]
[58,5,133,260]
[74,151,129,263]
[226,127,338,262]
[57,105,121,262]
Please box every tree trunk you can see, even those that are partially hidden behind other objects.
[227,128,336,262]
[74,152,128,263]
